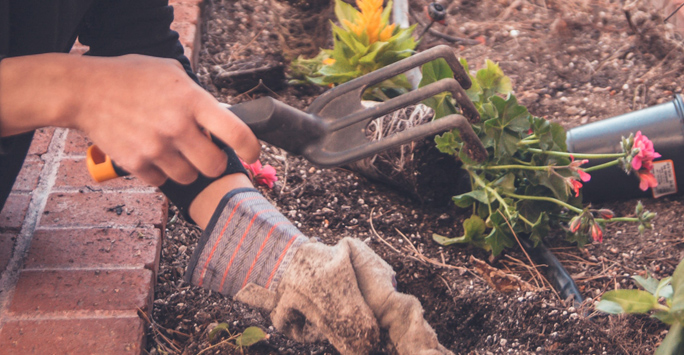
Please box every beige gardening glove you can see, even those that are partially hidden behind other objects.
[236,237,453,355]
[185,189,451,354]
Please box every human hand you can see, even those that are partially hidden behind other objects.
[235,238,453,355]
[0,53,260,186]
[70,54,260,186]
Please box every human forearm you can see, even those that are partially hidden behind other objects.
[0,53,83,137]
[0,53,260,186]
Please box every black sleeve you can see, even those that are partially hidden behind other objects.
[77,0,199,84]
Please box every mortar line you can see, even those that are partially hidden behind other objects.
[0,128,69,324]
[4,310,141,322]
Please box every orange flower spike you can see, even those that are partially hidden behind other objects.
[379,23,395,41]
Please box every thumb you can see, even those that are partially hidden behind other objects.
[235,283,277,311]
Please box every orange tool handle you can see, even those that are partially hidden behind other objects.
[86,145,129,182]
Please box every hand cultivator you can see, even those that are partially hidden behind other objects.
[86,45,486,182]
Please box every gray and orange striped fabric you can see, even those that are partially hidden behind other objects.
[186,188,309,296]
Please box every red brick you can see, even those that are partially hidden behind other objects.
[171,21,198,50]
[9,269,153,314]
[12,160,44,192]
[170,0,204,7]
[0,194,31,231]
[63,129,92,156]
[172,3,200,25]
[40,191,167,229]
[27,127,54,156]
[0,316,144,354]
[54,157,147,189]
[25,228,162,273]
[0,233,17,273]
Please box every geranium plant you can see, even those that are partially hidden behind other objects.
[289,0,417,100]
[597,259,684,355]
[424,58,657,255]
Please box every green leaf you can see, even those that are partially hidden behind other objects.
[420,59,454,86]
[235,326,266,347]
[655,322,684,355]
[485,226,513,256]
[528,212,550,247]
[485,210,514,256]
[381,0,392,26]
[432,216,486,246]
[492,173,516,194]
[536,170,569,202]
[208,323,230,341]
[334,0,359,30]
[602,289,657,314]
[475,59,512,95]
[596,299,625,314]
[633,274,662,295]
[655,310,678,325]
[435,131,459,155]
[453,189,492,208]
[669,259,684,324]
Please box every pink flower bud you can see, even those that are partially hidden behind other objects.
[590,223,603,243]
[597,208,614,220]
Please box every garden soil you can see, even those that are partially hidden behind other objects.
[147,0,684,354]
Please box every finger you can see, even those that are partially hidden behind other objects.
[193,94,261,163]
[175,127,228,178]
[133,165,168,187]
[155,150,200,185]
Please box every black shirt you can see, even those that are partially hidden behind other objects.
[0,0,197,210]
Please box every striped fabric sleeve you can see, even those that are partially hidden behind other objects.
[185,188,309,296]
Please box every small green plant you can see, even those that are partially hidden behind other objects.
[289,0,417,100]
[423,58,657,255]
[200,324,266,354]
[597,259,684,355]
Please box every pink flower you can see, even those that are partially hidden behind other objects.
[631,131,661,171]
[637,169,658,191]
[590,223,603,243]
[596,208,615,220]
[569,155,591,182]
[567,178,583,198]
[242,160,278,189]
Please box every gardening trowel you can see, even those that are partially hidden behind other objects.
[86,45,488,182]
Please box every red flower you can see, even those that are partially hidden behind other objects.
[597,208,614,220]
[568,178,583,198]
[637,169,658,191]
[241,160,278,189]
[569,155,591,182]
[590,223,603,243]
[569,216,581,233]
[631,131,661,171]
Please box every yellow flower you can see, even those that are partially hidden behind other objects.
[342,0,393,44]
[323,58,336,65]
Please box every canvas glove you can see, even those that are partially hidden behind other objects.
[186,188,452,354]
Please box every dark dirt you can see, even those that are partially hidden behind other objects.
[147,0,684,354]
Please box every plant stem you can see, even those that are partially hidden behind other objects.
[583,159,621,173]
[469,172,514,219]
[502,191,583,214]
[482,164,549,171]
[595,217,640,223]
[518,214,535,227]
[518,139,540,145]
[526,148,627,159]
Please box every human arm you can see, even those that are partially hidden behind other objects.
[0,53,259,186]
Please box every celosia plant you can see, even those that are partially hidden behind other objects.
[424,58,657,254]
[289,0,417,100]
